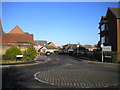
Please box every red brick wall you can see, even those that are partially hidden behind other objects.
[117,19,120,61]
[106,9,117,51]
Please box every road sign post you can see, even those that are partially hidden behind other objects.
[101,44,112,62]
[16,55,23,62]
[77,44,79,57]
[101,44,104,62]
[102,46,111,52]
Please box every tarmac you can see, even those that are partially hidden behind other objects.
[0,55,119,68]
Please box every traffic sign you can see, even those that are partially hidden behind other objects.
[102,46,111,51]
[16,55,23,57]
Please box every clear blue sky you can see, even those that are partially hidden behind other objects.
[2,2,118,46]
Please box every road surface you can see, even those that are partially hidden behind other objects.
[2,54,119,89]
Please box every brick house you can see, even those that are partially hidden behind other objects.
[0,25,34,55]
[0,19,2,55]
[82,45,97,52]
[98,7,120,61]
[34,40,58,53]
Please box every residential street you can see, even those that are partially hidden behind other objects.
[2,54,119,89]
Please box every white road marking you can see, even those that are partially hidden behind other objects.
[34,72,56,86]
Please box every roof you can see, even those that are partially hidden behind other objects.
[67,46,76,51]
[63,44,78,51]
[34,40,47,46]
[74,47,89,52]
[0,25,34,44]
[45,46,57,49]
[9,25,25,34]
[82,45,92,48]
[0,19,2,37]
[108,7,120,18]
[1,33,34,43]
[48,42,57,48]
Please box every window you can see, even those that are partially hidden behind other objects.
[101,24,105,31]
[106,36,109,43]
[101,36,105,43]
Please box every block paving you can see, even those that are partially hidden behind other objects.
[35,68,118,88]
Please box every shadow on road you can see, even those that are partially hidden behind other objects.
[2,67,27,88]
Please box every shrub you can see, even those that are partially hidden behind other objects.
[3,46,22,60]
[54,51,59,54]
[23,56,31,61]
[23,46,36,60]
[93,52,101,61]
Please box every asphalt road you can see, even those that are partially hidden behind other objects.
[2,54,119,89]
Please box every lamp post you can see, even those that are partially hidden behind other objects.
[101,43,104,62]
[77,44,79,57]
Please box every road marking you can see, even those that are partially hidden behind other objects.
[34,72,56,86]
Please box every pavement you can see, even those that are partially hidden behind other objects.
[74,57,119,66]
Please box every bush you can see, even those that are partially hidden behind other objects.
[3,46,22,60]
[23,46,36,60]
[93,52,101,61]
[68,50,118,63]
[104,52,117,63]
[23,56,31,61]
[54,51,59,54]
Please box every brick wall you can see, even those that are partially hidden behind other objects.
[0,43,33,55]
[107,9,117,52]
[117,19,120,61]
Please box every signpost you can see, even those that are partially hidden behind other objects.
[16,55,23,58]
[102,46,111,52]
[101,44,104,62]
[16,55,23,62]
[101,44,112,62]
[77,44,80,57]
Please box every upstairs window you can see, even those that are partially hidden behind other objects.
[101,24,105,31]
[101,36,105,43]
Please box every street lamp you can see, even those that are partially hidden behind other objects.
[77,44,80,57]
[101,43,104,62]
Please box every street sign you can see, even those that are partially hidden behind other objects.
[16,55,23,57]
[102,46,111,51]
[104,56,112,58]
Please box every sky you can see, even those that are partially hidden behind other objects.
[1,2,119,46]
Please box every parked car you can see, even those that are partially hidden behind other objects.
[45,51,51,56]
